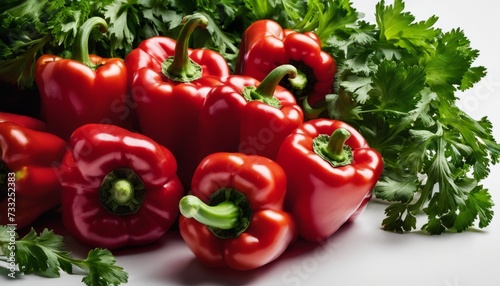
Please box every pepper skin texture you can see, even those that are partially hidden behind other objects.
[125,14,230,188]
[0,112,47,131]
[178,152,297,270]
[276,119,383,242]
[195,64,304,164]
[0,122,66,229]
[236,19,337,116]
[35,17,135,141]
[58,123,184,249]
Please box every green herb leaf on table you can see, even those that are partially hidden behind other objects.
[0,226,128,286]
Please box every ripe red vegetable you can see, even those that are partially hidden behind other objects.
[0,112,47,131]
[35,17,135,141]
[125,13,230,187]
[0,122,66,229]
[236,19,337,118]
[195,64,304,163]
[179,152,297,270]
[58,124,184,249]
[276,119,383,241]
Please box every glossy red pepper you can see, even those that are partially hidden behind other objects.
[236,19,337,118]
[35,17,135,141]
[58,124,184,249]
[125,13,230,187]
[0,122,66,229]
[0,112,47,131]
[195,64,304,165]
[178,152,297,270]
[276,119,383,242]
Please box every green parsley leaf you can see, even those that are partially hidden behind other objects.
[0,226,128,286]
[374,172,419,203]
[244,0,280,20]
[80,249,129,286]
[424,29,483,98]
[382,202,417,233]
[104,0,142,56]
[376,0,440,55]
[0,0,50,87]
[370,60,426,113]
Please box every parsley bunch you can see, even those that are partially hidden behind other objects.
[0,0,111,88]
[0,0,247,88]
[321,0,500,234]
[0,226,128,285]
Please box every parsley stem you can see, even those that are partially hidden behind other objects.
[358,109,408,115]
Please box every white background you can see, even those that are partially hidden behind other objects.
[3,0,500,285]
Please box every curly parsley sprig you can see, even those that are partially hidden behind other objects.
[0,226,128,286]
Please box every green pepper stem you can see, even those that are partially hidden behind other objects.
[288,69,307,91]
[242,64,297,108]
[73,17,108,69]
[312,128,354,167]
[301,96,328,119]
[326,128,351,161]
[256,64,297,97]
[179,195,240,230]
[99,168,145,215]
[162,14,207,82]
[110,179,134,205]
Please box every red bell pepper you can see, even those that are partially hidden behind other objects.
[58,123,184,249]
[235,19,337,118]
[178,152,297,270]
[125,13,230,187]
[276,119,383,242]
[35,17,134,141]
[195,64,304,164]
[0,112,47,131]
[0,122,66,229]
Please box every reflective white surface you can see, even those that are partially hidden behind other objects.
[3,0,500,285]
